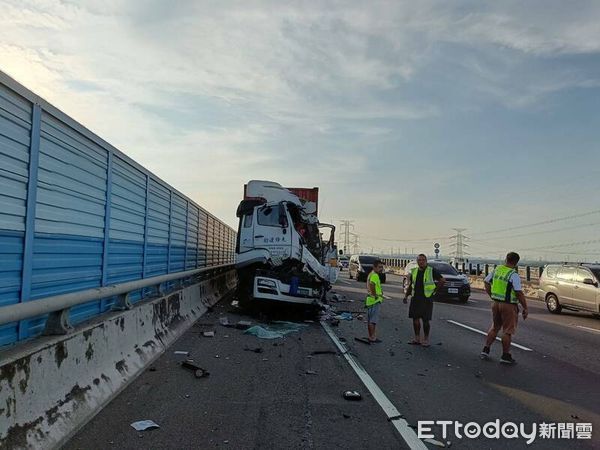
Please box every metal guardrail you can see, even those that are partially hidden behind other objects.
[0,263,234,335]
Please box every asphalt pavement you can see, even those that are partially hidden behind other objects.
[65,273,599,449]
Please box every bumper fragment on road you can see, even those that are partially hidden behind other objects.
[321,321,427,450]
[447,320,533,352]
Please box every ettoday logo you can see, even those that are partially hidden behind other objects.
[418,420,593,444]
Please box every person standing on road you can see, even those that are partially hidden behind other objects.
[365,260,385,343]
[480,252,528,364]
[403,254,444,347]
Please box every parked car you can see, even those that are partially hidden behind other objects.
[349,255,386,283]
[538,264,600,316]
[338,256,349,271]
[403,261,470,302]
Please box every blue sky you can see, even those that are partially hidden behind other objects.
[1,0,599,260]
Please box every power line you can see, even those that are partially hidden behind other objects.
[360,234,451,243]
[471,208,600,236]
[470,221,600,242]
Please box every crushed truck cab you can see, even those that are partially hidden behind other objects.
[235,180,339,306]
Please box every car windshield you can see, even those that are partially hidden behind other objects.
[430,262,459,275]
[359,256,378,264]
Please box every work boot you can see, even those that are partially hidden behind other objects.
[480,346,490,360]
[500,353,516,365]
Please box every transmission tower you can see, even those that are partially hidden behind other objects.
[450,228,469,263]
[339,220,355,255]
[350,233,360,255]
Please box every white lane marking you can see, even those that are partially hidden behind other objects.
[337,279,351,285]
[383,295,392,299]
[446,320,533,352]
[576,325,600,334]
[321,322,427,450]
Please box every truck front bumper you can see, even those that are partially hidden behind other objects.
[254,276,321,305]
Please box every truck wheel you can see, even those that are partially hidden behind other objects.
[546,294,562,314]
[459,296,469,303]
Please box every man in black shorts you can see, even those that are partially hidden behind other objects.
[403,254,444,347]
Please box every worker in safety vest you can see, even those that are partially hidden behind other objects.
[481,252,528,364]
[365,259,385,343]
[403,254,444,347]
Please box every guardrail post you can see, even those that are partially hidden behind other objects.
[113,293,133,311]
[19,103,42,340]
[43,309,73,335]
[526,266,531,281]
[101,151,113,312]
[476,263,480,276]
[484,264,489,276]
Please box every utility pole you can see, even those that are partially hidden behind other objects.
[450,228,469,263]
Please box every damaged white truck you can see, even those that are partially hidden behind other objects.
[235,180,339,307]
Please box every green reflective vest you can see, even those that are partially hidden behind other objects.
[491,265,518,303]
[366,271,383,307]
[411,266,436,298]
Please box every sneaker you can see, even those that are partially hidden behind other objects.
[480,346,490,360]
[500,353,516,365]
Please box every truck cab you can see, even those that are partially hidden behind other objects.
[235,181,338,306]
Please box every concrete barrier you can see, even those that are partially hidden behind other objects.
[0,269,237,449]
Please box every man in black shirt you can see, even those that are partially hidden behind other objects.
[403,254,444,347]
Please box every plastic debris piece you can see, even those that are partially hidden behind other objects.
[342,390,362,401]
[335,312,353,321]
[203,331,215,337]
[244,322,307,339]
[130,420,160,431]
[357,314,364,321]
[424,438,446,447]
[174,351,189,356]
[305,370,318,375]
[342,413,351,419]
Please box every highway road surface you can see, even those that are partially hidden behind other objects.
[66,273,599,449]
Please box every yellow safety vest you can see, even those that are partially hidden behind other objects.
[411,266,436,298]
[491,265,518,304]
[366,271,383,307]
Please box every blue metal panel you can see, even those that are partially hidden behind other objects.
[142,175,150,278]
[183,200,189,271]
[146,178,170,276]
[170,193,186,273]
[167,191,172,273]
[187,204,199,269]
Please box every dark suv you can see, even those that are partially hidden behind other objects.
[405,261,470,302]
[349,255,387,283]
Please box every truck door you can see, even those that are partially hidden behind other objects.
[238,211,255,253]
[253,203,292,261]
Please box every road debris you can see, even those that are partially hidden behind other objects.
[203,331,215,337]
[130,420,160,431]
[310,350,337,355]
[354,337,371,345]
[181,360,210,378]
[244,321,307,339]
[174,351,189,356]
[235,320,253,330]
[424,438,447,447]
[342,413,351,419]
[342,390,362,401]
[244,346,264,353]
[335,312,353,321]
[305,370,318,375]
[219,317,233,327]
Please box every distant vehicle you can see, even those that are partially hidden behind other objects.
[538,264,600,316]
[349,255,386,283]
[403,261,470,302]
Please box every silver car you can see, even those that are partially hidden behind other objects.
[538,264,600,316]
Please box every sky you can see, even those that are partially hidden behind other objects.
[1,0,600,261]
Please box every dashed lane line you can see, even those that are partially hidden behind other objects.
[447,319,533,352]
[321,321,427,450]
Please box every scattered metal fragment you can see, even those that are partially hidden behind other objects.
[342,390,362,401]
[424,438,446,447]
[174,351,189,356]
[181,360,210,378]
[203,331,215,337]
[244,347,264,354]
